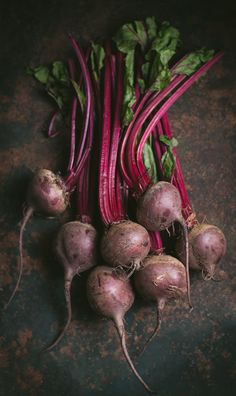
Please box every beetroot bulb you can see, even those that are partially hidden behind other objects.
[159,114,226,279]
[87,266,154,394]
[5,37,93,309]
[98,46,150,275]
[134,254,187,350]
[176,223,226,280]
[46,220,97,351]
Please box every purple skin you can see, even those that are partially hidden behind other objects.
[134,254,187,352]
[87,266,154,394]
[175,223,226,280]
[5,169,69,309]
[27,169,69,217]
[46,221,97,350]
[136,181,191,308]
[101,221,151,275]
[136,181,182,231]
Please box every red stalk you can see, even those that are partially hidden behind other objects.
[98,44,113,225]
[67,98,78,172]
[161,115,194,222]
[127,74,185,191]
[136,52,223,190]
[47,111,62,138]
[108,52,125,221]
[120,91,153,187]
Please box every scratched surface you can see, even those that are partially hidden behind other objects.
[0,1,236,395]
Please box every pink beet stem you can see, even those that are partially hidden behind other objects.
[69,36,93,173]
[67,97,78,172]
[136,52,224,190]
[47,111,62,138]
[108,52,125,221]
[120,91,153,187]
[149,231,163,253]
[98,43,113,225]
[161,115,194,220]
[127,74,185,191]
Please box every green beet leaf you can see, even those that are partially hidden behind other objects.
[27,66,50,84]
[143,137,158,183]
[175,48,215,76]
[71,80,86,111]
[159,135,178,180]
[52,61,70,84]
[90,43,105,82]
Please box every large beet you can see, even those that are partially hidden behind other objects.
[87,266,154,394]
[134,254,187,351]
[46,221,97,350]
[101,220,150,273]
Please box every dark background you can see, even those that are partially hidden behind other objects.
[0,1,236,395]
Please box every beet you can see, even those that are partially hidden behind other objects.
[87,265,154,393]
[5,169,69,309]
[176,223,226,280]
[27,169,69,217]
[46,221,97,350]
[136,181,191,307]
[101,220,150,274]
[134,254,187,350]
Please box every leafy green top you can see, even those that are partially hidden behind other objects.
[27,61,71,110]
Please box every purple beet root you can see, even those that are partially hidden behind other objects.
[27,169,69,217]
[87,265,154,394]
[5,169,69,309]
[101,220,150,274]
[46,221,97,350]
[134,254,187,352]
[136,181,182,231]
[136,181,191,308]
[176,223,226,280]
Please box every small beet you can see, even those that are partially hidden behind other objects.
[136,181,191,308]
[176,223,226,280]
[87,265,154,394]
[101,220,150,274]
[134,254,187,351]
[46,221,97,350]
[27,169,69,217]
[5,169,69,309]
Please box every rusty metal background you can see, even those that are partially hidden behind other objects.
[0,1,236,395]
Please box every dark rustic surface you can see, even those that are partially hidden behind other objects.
[0,1,236,395]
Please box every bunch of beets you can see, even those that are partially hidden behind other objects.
[6,18,227,393]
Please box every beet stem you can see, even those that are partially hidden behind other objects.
[46,279,72,351]
[136,52,224,186]
[67,98,78,172]
[4,206,34,309]
[114,316,155,394]
[161,114,194,221]
[98,44,113,225]
[48,111,62,138]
